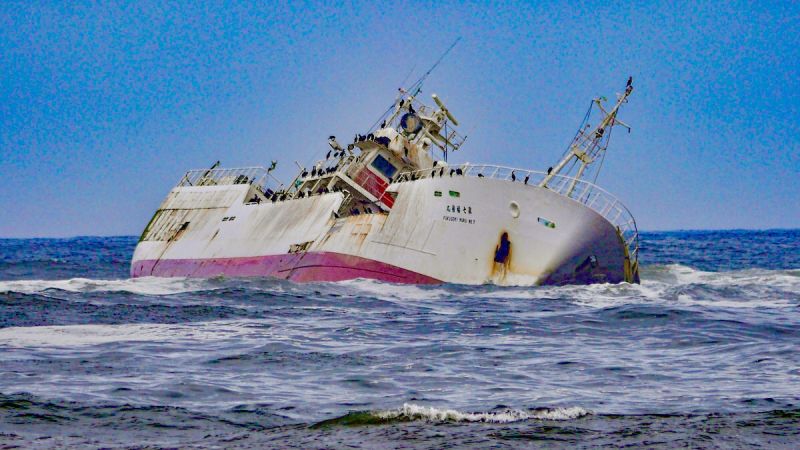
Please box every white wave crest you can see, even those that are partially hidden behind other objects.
[339,278,450,300]
[0,320,261,347]
[0,276,220,296]
[473,264,800,309]
[375,403,590,423]
[335,279,465,315]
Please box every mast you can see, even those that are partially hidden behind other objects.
[369,38,461,133]
[539,77,633,193]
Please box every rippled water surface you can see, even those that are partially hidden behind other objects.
[1,230,799,448]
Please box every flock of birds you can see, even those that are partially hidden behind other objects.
[248,131,544,209]
[409,164,533,185]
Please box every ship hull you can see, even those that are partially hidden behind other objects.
[131,176,636,286]
[132,251,441,284]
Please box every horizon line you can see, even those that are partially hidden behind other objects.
[1,227,799,240]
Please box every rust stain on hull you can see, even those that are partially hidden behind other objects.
[490,231,513,282]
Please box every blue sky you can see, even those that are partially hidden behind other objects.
[1,1,798,237]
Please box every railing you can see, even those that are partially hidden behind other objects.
[286,154,358,197]
[396,163,639,263]
[177,167,279,192]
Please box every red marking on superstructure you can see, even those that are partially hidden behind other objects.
[379,191,395,208]
[131,251,440,284]
[353,168,394,208]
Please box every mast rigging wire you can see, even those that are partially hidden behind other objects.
[367,37,462,133]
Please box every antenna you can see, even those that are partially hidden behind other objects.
[407,37,462,96]
[367,37,462,132]
[397,65,416,92]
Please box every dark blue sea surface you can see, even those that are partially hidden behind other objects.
[1,230,799,448]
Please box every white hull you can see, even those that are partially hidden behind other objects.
[132,175,637,285]
[132,78,641,285]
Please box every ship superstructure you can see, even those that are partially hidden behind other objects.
[131,78,639,286]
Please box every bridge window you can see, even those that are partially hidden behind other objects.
[370,154,398,180]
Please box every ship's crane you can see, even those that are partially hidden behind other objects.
[539,77,634,195]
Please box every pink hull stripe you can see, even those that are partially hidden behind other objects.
[131,251,441,284]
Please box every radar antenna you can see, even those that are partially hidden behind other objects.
[432,94,458,125]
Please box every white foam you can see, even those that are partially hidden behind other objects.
[0,321,259,347]
[340,278,450,301]
[375,403,590,423]
[0,276,219,296]
[645,264,800,287]
[464,264,800,310]
[336,279,469,315]
[2,265,796,311]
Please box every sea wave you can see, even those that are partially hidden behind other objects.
[376,403,591,422]
[0,321,261,347]
[314,403,590,427]
[0,276,224,296]
[469,264,799,309]
[1,265,797,311]
[644,264,800,287]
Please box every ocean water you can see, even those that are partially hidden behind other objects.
[1,230,799,449]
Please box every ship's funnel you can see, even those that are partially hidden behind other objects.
[432,94,458,126]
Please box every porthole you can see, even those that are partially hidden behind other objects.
[509,201,520,218]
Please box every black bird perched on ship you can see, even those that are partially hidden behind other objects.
[328,136,343,153]
[511,171,516,182]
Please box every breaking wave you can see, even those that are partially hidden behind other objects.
[1,264,797,312]
[314,403,591,427]
[0,276,223,296]
[472,264,800,309]
[375,403,591,422]
[0,320,263,347]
